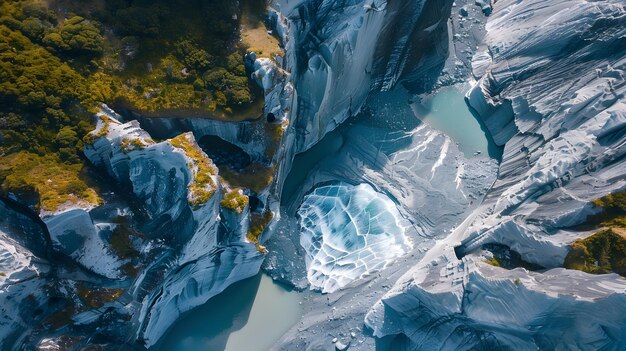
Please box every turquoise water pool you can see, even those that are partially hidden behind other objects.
[158,274,302,351]
[410,84,500,159]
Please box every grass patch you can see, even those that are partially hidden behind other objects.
[247,211,273,253]
[221,188,249,214]
[240,0,281,59]
[76,283,124,309]
[565,190,626,277]
[264,120,286,158]
[484,257,501,267]
[170,133,218,207]
[564,228,626,277]
[0,152,101,212]
[219,163,274,194]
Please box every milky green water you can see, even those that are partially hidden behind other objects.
[410,84,499,159]
[158,273,302,351]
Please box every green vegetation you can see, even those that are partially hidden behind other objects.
[219,163,275,193]
[0,152,100,211]
[76,283,124,309]
[564,228,626,276]
[564,190,626,277]
[481,243,544,271]
[109,225,139,259]
[247,211,272,253]
[221,188,249,214]
[0,0,268,212]
[120,137,152,153]
[54,0,261,114]
[170,133,218,207]
[264,120,286,158]
[484,257,501,267]
[0,1,101,211]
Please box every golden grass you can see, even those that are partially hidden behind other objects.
[0,152,101,212]
[219,163,274,194]
[120,137,153,153]
[240,2,282,59]
[564,228,626,276]
[170,133,218,207]
[264,121,285,158]
[484,257,502,267]
[76,283,124,309]
[247,211,273,253]
[221,188,249,214]
[242,24,282,59]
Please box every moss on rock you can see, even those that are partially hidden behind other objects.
[221,188,249,214]
[170,133,218,207]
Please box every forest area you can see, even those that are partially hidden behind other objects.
[0,0,270,211]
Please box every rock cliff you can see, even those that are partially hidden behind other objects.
[366,0,626,349]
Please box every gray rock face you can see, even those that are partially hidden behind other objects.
[82,111,264,346]
[276,0,454,153]
[0,201,50,348]
[366,0,626,349]
[273,84,497,349]
[45,209,125,279]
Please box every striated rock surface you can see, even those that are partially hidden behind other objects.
[366,0,626,349]
[45,209,125,279]
[81,110,265,346]
[273,84,498,349]
[0,200,50,347]
[276,0,454,153]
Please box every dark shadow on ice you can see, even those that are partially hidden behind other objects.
[198,135,252,172]
[464,96,504,161]
[281,128,345,207]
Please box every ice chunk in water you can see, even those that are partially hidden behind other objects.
[298,183,412,292]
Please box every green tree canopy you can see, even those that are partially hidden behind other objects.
[43,16,104,57]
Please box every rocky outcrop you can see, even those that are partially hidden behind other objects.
[45,209,125,279]
[275,0,454,153]
[366,0,626,349]
[0,200,50,348]
[367,254,626,350]
[81,110,266,346]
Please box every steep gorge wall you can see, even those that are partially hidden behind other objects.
[276,0,454,154]
[366,0,626,349]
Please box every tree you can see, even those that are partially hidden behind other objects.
[175,40,213,71]
[55,127,78,148]
[43,16,104,57]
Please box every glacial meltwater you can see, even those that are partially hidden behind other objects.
[410,83,500,159]
[159,83,497,351]
[157,273,301,351]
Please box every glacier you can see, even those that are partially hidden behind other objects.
[364,0,626,349]
[298,183,412,292]
[2,0,626,348]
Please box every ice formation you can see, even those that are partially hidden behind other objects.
[298,183,412,292]
[365,0,626,349]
